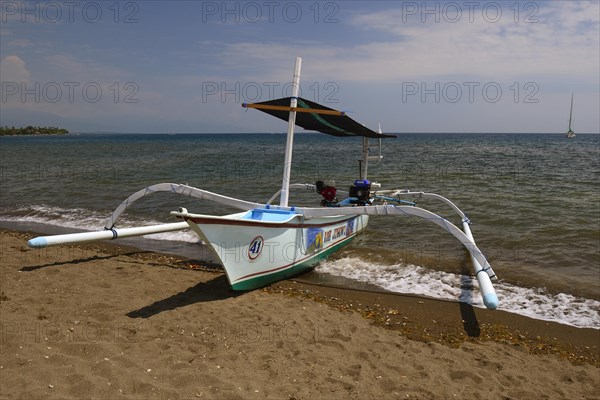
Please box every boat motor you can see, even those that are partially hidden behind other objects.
[316,180,338,206]
[349,179,371,205]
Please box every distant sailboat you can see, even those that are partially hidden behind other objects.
[566,93,575,138]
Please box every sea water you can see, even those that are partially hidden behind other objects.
[1,133,598,328]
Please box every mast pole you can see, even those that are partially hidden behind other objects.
[361,137,369,180]
[568,93,574,131]
[280,57,302,207]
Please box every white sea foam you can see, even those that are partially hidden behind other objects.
[316,257,600,330]
[1,204,200,243]
[4,206,599,329]
[141,230,200,243]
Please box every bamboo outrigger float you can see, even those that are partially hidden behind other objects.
[27,58,499,309]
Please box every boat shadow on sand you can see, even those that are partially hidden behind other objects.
[18,249,482,335]
[126,270,241,319]
[19,251,241,317]
[460,301,481,337]
[125,257,482,335]
[459,273,481,337]
[19,251,150,272]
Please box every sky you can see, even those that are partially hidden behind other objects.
[1,0,599,134]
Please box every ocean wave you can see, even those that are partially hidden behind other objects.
[0,204,200,243]
[316,257,600,330]
[2,205,598,329]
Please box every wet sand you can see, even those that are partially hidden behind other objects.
[0,229,598,399]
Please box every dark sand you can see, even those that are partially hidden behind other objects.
[1,229,598,399]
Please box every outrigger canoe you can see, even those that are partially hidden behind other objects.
[27,57,499,309]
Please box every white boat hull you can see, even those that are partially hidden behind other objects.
[176,208,368,290]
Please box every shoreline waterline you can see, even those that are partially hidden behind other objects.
[1,227,598,369]
[3,219,599,331]
[1,133,598,330]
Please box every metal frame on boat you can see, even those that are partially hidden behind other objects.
[27,57,499,309]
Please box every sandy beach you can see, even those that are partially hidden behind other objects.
[0,229,598,399]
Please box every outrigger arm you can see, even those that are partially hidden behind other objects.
[295,203,498,309]
[27,180,498,309]
[103,183,259,229]
[262,183,498,309]
[27,183,261,249]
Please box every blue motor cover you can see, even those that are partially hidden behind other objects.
[349,179,371,205]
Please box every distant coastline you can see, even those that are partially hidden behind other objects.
[0,126,69,136]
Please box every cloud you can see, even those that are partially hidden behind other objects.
[41,54,130,82]
[0,55,30,83]
[345,1,599,80]
[207,1,598,85]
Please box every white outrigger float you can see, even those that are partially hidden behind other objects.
[27,58,499,309]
